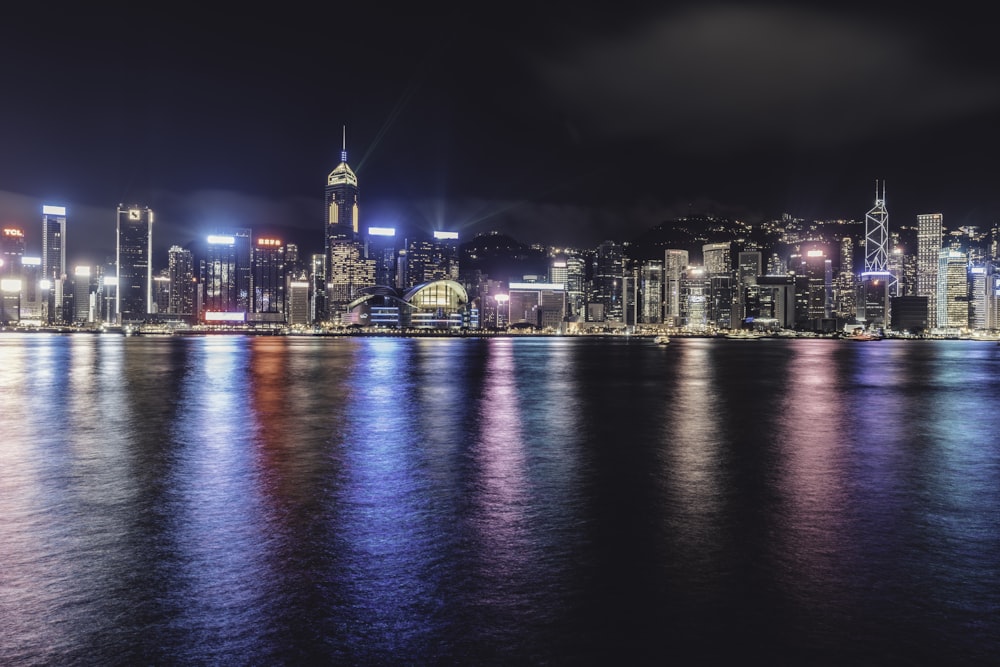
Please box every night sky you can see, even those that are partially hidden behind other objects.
[2,2,999,269]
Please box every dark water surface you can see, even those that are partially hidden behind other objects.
[1,334,998,665]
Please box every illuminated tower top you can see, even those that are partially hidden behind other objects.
[864,180,889,274]
[325,125,360,243]
[326,125,358,189]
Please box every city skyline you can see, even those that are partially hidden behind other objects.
[2,3,999,268]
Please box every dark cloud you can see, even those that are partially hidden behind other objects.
[533,7,1000,153]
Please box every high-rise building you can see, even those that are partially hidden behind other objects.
[664,249,688,327]
[917,213,943,330]
[42,205,66,282]
[736,249,761,325]
[167,246,195,315]
[968,266,987,331]
[252,237,286,321]
[858,181,891,327]
[325,127,359,282]
[366,227,398,288]
[42,205,67,323]
[310,253,326,323]
[200,231,252,321]
[327,241,374,319]
[639,259,663,324]
[564,254,586,319]
[72,266,93,323]
[287,279,310,327]
[152,272,171,315]
[590,240,624,322]
[1,227,26,277]
[19,257,44,323]
[937,247,968,332]
[116,204,153,323]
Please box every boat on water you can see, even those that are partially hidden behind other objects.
[724,330,765,340]
[653,335,670,345]
[844,332,881,341]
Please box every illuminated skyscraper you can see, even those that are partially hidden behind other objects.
[252,237,286,321]
[590,240,624,322]
[664,249,688,327]
[42,205,66,282]
[1,227,25,277]
[366,226,398,287]
[858,181,891,327]
[937,247,968,332]
[72,266,93,323]
[116,204,153,323]
[917,213,943,329]
[201,232,245,320]
[167,246,195,315]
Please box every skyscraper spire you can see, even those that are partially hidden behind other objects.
[341,125,347,164]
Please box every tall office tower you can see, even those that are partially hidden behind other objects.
[702,242,733,329]
[589,240,624,322]
[639,259,664,324]
[42,205,67,323]
[167,246,195,315]
[968,266,987,331]
[403,238,436,288]
[42,205,66,281]
[327,241,374,319]
[152,272,171,315]
[936,247,968,332]
[736,250,761,325]
[987,266,1000,330]
[310,253,326,323]
[1,227,26,277]
[858,181,892,326]
[702,242,732,276]
[19,257,43,322]
[366,226,398,287]
[287,278,310,326]
[325,127,359,289]
[201,232,248,320]
[664,249,688,327]
[549,256,568,288]
[836,236,856,318]
[917,213,943,330]
[116,204,153,324]
[679,266,709,331]
[72,266,93,323]
[564,254,586,319]
[790,247,833,324]
[431,231,460,280]
[252,237,287,320]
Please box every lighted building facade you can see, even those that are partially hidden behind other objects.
[167,246,195,315]
[116,204,153,323]
[252,237,286,321]
[917,213,943,329]
[937,247,968,332]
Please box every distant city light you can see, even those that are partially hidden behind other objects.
[42,205,66,215]
[21,257,41,266]
[433,231,458,240]
[368,227,396,237]
[806,250,824,257]
[39,279,52,290]
[2,228,24,237]
[1,279,22,292]
[74,266,90,277]
[257,238,281,246]
[207,235,236,245]
[102,277,117,287]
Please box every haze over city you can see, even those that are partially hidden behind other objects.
[2,2,999,269]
